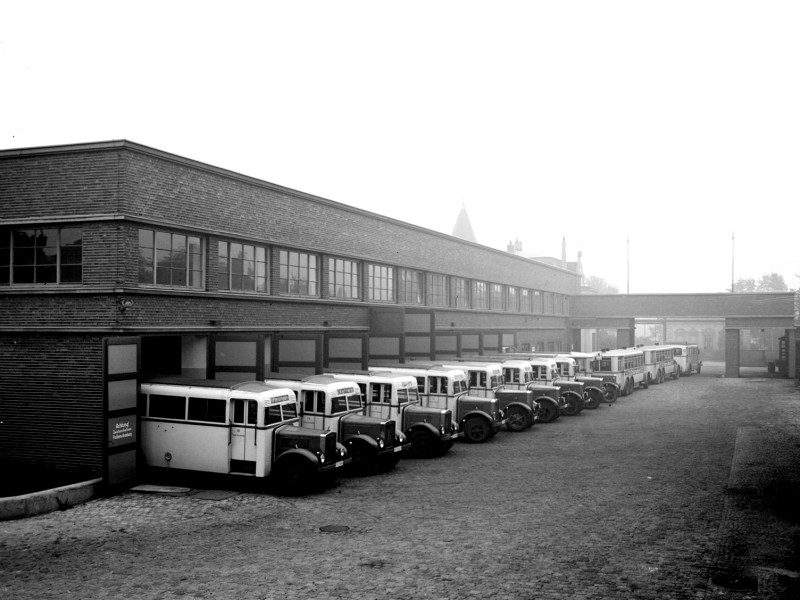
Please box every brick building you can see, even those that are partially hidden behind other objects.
[1,140,580,486]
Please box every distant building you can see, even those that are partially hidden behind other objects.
[506,237,584,285]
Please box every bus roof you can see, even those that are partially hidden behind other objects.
[141,378,296,400]
[599,348,644,356]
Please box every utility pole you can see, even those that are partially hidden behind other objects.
[731,232,735,293]
[626,235,630,294]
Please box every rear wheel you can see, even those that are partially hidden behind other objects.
[505,406,529,432]
[463,417,491,443]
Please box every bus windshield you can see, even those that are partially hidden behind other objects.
[331,393,363,413]
[397,387,419,405]
[454,379,468,394]
[266,402,298,425]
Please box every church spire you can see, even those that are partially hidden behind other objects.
[452,203,477,243]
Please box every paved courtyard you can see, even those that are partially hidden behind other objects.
[2,363,799,600]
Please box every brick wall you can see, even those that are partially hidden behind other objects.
[0,334,105,474]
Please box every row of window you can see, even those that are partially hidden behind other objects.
[0,227,83,285]
[0,225,571,315]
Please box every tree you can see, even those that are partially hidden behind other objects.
[733,277,756,293]
[733,273,788,292]
[756,273,788,292]
[583,275,619,294]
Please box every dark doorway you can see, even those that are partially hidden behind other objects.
[141,336,182,377]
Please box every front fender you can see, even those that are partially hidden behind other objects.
[460,409,496,426]
[273,448,321,471]
[505,401,534,416]
[406,421,443,439]
[343,433,379,451]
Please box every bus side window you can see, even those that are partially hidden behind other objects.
[303,391,320,414]
[371,385,381,404]
[232,399,244,424]
[247,400,258,425]
[383,385,392,403]
[415,377,425,393]
[428,377,438,394]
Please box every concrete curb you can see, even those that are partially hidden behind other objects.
[0,478,103,521]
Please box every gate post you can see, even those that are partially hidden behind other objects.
[725,328,740,378]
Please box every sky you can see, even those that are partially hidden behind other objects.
[2,1,799,294]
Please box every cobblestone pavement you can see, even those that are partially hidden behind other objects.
[2,363,800,600]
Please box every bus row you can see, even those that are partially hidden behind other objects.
[137,343,701,492]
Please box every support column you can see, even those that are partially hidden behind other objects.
[616,319,635,348]
[725,328,740,378]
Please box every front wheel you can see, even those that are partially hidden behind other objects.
[408,429,438,459]
[603,384,619,404]
[561,394,581,416]
[584,388,603,409]
[536,401,559,423]
[273,458,315,494]
[463,417,491,443]
[505,406,529,432]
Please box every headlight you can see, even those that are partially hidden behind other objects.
[319,454,326,464]
[377,438,385,449]
[397,432,406,444]
[440,426,446,435]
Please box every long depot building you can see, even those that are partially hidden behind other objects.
[1,140,583,487]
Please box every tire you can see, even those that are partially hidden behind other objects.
[505,406,529,432]
[273,458,315,494]
[536,401,559,423]
[348,439,378,474]
[602,384,619,404]
[463,416,491,443]
[584,388,603,409]
[561,393,581,416]
[408,429,438,459]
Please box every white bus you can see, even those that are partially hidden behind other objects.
[638,345,679,384]
[324,369,459,458]
[569,351,620,403]
[140,379,349,491]
[369,364,504,443]
[595,348,647,396]
[433,361,537,432]
[264,374,407,473]
[668,343,702,375]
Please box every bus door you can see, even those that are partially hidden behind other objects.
[300,390,327,431]
[367,383,392,421]
[231,398,258,472]
[426,376,449,410]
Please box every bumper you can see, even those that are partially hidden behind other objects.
[318,457,352,474]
